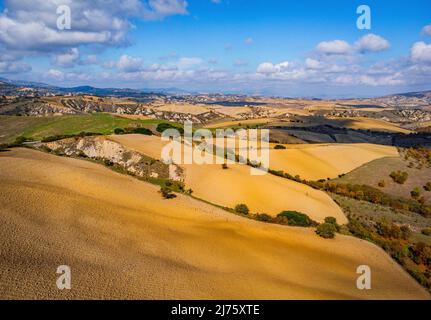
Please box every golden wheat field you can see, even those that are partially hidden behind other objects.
[0,148,429,299]
[267,143,400,181]
[326,117,412,134]
[108,135,346,223]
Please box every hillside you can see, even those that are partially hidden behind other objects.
[109,134,347,223]
[267,143,399,181]
[0,148,428,299]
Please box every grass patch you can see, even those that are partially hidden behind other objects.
[0,114,181,143]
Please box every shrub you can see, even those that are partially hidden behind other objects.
[324,216,340,230]
[222,163,228,170]
[376,222,411,240]
[274,145,286,150]
[103,159,114,167]
[114,128,125,135]
[255,213,272,222]
[156,123,184,134]
[422,228,431,236]
[411,187,422,199]
[129,127,153,135]
[316,223,337,239]
[390,171,408,184]
[160,187,176,199]
[235,204,250,215]
[324,217,337,225]
[277,211,312,227]
[424,182,431,192]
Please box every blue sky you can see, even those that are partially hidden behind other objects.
[0,0,430,97]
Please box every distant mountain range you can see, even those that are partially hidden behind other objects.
[0,77,197,97]
[0,77,430,102]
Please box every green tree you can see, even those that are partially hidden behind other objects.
[277,211,312,227]
[316,223,337,239]
[235,204,250,215]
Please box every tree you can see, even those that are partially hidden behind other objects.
[324,216,340,231]
[160,187,176,199]
[235,204,250,215]
[255,213,272,222]
[277,211,312,227]
[316,223,337,239]
[129,127,153,135]
[114,128,125,135]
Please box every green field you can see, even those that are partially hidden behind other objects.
[0,114,180,143]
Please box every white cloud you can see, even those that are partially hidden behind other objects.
[316,40,351,55]
[0,0,188,53]
[46,69,64,80]
[145,0,188,19]
[411,42,431,63]
[305,58,321,69]
[116,55,144,72]
[257,61,289,74]
[53,48,80,67]
[355,34,390,53]
[423,24,431,36]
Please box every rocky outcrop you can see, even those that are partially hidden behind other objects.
[42,136,183,182]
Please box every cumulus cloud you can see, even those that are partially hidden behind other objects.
[0,0,188,53]
[116,54,144,72]
[355,34,390,53]
[257,61,289,74]
[317,34,390,56]
[316,40,352,55]
[145,0,188,19]
[411,42,431,63]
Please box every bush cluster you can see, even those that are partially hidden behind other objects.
[156,123,184,134]
[277,211,313,227]
[114,127,153,136]
[389,171,409,184]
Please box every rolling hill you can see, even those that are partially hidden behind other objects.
[0,148,428,299]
